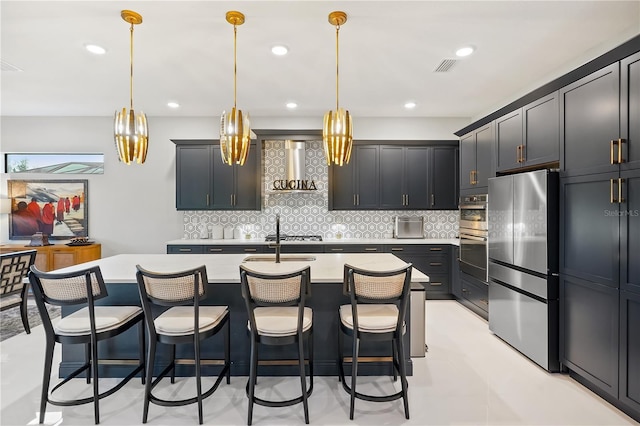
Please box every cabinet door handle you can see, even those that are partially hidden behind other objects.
[610,140,617,164]
[520,144,525,163]
[516,145,521,163]
[244,248,257,252]
[610,178,617,204]
[430,282,443,286]
[469,170,474,185]
[430,262,443,266]
[330,248,344,252]
[208,248,223,252]
[364,248,378,251]
[431,194,435,207]
[406,194,409,205]
[206,194,210,206]
[429,247,442,251]
[619,178,625,203]
[231,194,234,205]
[179,248,192,252]
[357,194,360,205]
[618,138,626,164]
[391,247,404,251]
[353,194,357,206]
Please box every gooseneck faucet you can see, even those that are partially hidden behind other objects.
[274,214,281,263]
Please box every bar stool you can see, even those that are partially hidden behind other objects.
[28,265,145,425]
[1,250,36,334]
[135,264,230,425]
[337,263,412,420]
[239,265,313,425]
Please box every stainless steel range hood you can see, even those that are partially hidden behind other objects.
[268,140,318,192]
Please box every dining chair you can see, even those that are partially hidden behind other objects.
[1,249,36,334]
[337,263,412,420]
[28,264,145,424]
[239,265,313,425]
[136,264,230,424]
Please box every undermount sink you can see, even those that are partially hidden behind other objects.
[243,255,316,262]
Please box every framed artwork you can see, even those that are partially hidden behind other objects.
[7,179,88,239]
[4,153,104,174]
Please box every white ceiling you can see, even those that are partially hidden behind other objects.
[1,1,639,122]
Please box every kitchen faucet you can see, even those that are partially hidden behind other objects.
[270,213,281,263]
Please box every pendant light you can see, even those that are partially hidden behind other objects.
[220,11,251,166]
[323,11,353,166]
[114,10,148,165]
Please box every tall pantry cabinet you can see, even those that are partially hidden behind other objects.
[559,51,640,415]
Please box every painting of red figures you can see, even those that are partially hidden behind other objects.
[7,180,88,239]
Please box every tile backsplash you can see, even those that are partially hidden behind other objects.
[182,140,459,240]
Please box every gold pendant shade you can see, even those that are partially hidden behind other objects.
[220,11,251,166]
[114,10,148,165]
[323,11,353,166]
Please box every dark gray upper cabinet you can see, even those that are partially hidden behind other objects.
[621,52,640,171]
[330,142,458,211]
[495,92,560,173]
[173,140,261,211]
[430,146,459,209]
[175,144,213,210]
[380,146,430,209]
[560,63,620,177]
[329,144,379,210]
[460,123,494,194]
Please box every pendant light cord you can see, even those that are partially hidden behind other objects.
[335,24,340,111]
[129,22,134,111]
[233,24,237,109]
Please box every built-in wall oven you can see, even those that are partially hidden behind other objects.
[459,194,488,282]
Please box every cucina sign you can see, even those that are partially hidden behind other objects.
[272,180,318,191]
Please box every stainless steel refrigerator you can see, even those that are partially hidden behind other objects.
[488,169,560,372]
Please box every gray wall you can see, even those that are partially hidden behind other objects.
[0,115,469,256]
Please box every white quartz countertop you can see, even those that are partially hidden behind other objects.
[167,238,459,246]
[56,253,429,284]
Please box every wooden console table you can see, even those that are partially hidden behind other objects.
[0,243,101,272]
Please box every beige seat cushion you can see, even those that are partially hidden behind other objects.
[154,306,228,336]
[340,304,402,333]
[249,306,312,337]
[55,306,142,336]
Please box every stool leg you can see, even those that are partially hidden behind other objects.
[195,335,203,425]
[85,343,91,384]
[225,318,231,384]
[392,341,398,381]
[309,329,314,389]
[39,340,55,424]
[170,344,176,384]
[247,338,258,426]
[396,336,410,419]
[298,335,309,424]
[337,325,344,383]
[142,339,156,424]
[91,338,100,424]
[20,295,31,334]
[139,321,146,385]
[350,336,359,420]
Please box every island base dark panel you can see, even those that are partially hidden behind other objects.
[60,283,413,377]
[570,371,640,423]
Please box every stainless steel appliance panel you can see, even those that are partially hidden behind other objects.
[488,175,514,265]
[489,282,555,370]
[489,261,548,299]
[394,217,425,239]
[513,170,548,274]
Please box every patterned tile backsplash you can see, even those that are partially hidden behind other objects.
[182,140,459,240]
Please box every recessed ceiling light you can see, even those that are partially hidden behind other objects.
[456,46,475,57]
[271,45,289,56]
[404,102,417,109]
[167,102,180,108]
[286,102,298,109]
[85,44,106,55]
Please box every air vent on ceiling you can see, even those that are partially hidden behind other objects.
[1,59,23,72]
[434,59,457,73]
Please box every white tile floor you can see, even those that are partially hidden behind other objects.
[1,300,636,425]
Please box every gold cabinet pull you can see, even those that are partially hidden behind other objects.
[331,248,343,252]
[353,194,356,206]
[405,194,409,205]
[430,282,443,286]
[179,248,192,252]
[520,144,525,163]
[610,178,617,204]
[610,140,616,164]
[430,262,443,266]
[618,138,626,164]
[364,248,378,251]
[208,248,223,252]
[431,193,435,206]
[206,194,210,205]
[516,145,521,163]
[619,178,625,203]
[244,248,257,252]
[391,247,404,251]
[470,170,474,185]
[429,247,442,251]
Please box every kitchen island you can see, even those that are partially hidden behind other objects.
[56,253,428,378]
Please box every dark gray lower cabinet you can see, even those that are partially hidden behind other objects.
[167,245,264,254]
[451,246,462,298]
[325,244,382,253]
[385,245,452,299]
[560,274,619,398]
[167,245,204,254]
[459,272,488,319]
[620,291,640,415]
